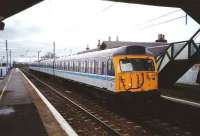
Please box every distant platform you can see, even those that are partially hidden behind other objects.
[161,83,200,106]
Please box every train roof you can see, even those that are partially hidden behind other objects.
[79,41,166,53]
[38,45,154,63]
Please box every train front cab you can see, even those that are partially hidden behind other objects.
[113,54,159,97]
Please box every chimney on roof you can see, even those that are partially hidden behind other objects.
[116,36,119,41]
[97,40,101,48]
[86,44,90,50]
[108,36,111,41]
[155,34,167,43]
[98,40,101,46]
[97,40,106,50]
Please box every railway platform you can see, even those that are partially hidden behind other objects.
[0,68,74,136]
[161,84,200,107]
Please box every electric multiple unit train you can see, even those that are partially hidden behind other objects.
[29,46,158,96]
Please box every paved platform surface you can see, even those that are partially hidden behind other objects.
[0,69,48,136]
[0,69,32,105]
[0,68,70,136]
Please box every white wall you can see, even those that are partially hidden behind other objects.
[177,64,199,85]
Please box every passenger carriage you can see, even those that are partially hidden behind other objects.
[30,45,158,96]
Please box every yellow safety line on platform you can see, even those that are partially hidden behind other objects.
[0,70,12,101]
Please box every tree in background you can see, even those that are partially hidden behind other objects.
[41,52,55,59]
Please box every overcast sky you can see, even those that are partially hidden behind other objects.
[0,0,199,62]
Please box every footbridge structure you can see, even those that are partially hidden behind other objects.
[109,0,200,88]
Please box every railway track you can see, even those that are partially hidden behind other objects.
[23,69,200,136]
[23,70,123,136]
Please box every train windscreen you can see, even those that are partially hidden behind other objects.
[120,58,155,72]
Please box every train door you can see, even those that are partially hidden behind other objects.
[106,58,115,91]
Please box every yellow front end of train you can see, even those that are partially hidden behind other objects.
[114,55,158,93]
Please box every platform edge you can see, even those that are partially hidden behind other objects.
[19,69,78,136]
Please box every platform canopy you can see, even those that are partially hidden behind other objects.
[0,0,43,21]
[109,0,200,24]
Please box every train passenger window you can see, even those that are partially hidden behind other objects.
[78,61,81,72]
[97,61,101,75]
[94,61,98,74]
[61,61,63,69]
[107,59,115,76]
[88,61,91,73]
[85,61,88,73]
[67,61,69,71]
[59,61,61,69]
[92,61,95,74]
[97,61,101,74]
[72,61,75,71]
[70,61,72,71]
[75,61,77,72]
[64,61,67,70]
[80,61,83,72]
[81,61,83,72]
[89,61,92,73]
[57,62,59,69]
[76,61,77,71]
[101,62,105,75]
[90,61,93,73]
[75,61,78,72]
[53,63,56,69]
[68,61,70,71]
[76,61,79,72]
[78,61,80,72]
[82,61,84,72]
[66,61,69,71]
[91,61,95,74]
[68,61,70,70]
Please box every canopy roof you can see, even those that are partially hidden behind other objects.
[109,0,200,24]
[0,0,43,20]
